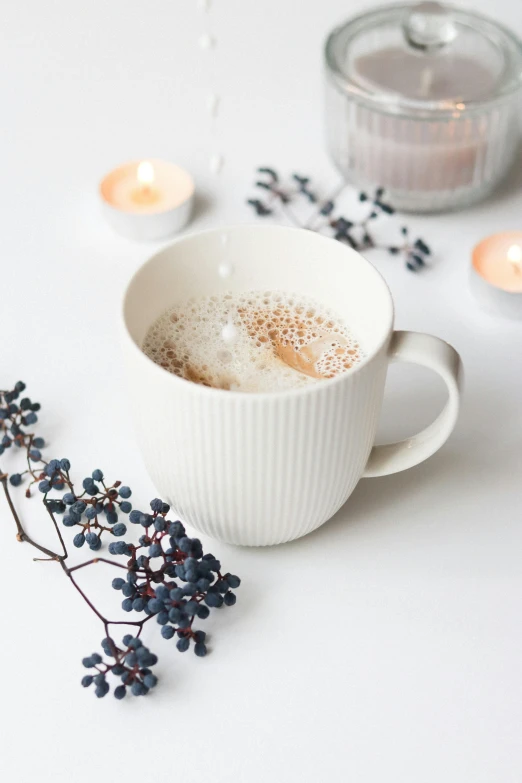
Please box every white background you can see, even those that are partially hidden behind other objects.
[1,1,522,781]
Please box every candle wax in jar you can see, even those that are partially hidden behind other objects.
[472,232,522,292]
[354,49,496,102]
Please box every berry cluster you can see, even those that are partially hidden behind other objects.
[0,381,241,700]
[109,503,240,657]
[82,635,158,699]
[0,381,42,464]
[247,168,431,271]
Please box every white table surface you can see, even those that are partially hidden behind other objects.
[1,1,522,781]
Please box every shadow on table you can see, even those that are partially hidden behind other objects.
[281,376,519,550]
[481,143,522,205]
[191,191,213,223]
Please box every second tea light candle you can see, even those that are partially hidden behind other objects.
[471,231,522,319]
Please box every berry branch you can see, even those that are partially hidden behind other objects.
[247,168,431,272]
[0,381,240,699]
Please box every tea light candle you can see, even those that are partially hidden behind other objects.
[99,159,194,241]
[471,232,522,319]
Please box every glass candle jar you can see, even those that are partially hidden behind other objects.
[324,2,522,212]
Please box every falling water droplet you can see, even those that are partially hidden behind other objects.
[206,93,220,118]
[209,153,224,174]
[218,262,233,279]
[198,33,215,50]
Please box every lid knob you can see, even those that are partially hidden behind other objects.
[404,2,457,51]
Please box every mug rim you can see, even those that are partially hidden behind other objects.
[121,224,394,400]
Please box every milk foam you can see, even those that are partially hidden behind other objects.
[142,291,363,393]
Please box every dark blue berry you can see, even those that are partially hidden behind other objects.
[62,514,77,527]
[112,522,126,537]
[122,634,134,646]
[23,412,37,425]
[81,675,93,687]
[168,521,185,538]
[226,574,241,588]
[119,485,132,499]
[197,605,210,619]
[149,543,162,558]
[224,591,236,606]
[154,517,166,532]
[131,681,147,696]
[73,533,85,548]
[194,642,207,657]
[150,498,163,512]
[63,492,75,505]
[205,592,223,608]
[114,685,126,699]
[109,541,131,556]
[129,509,142,524]
[156,611,169,625]
[125,652,138,667]
[9,473,22,487]
[176,637,190,652]
[147,598,164,613]
[92,469,104,481]
[161,625,175,639]
[143,673,158,688]
[122,598,133,612]
[112,577,125,590]
[132,598,146,612]
[82,657,94,668]
[95,682,110,698]
[59,458,71,471]
[119,501,132,514]
[39,479,51,493]
[29,449,41,461]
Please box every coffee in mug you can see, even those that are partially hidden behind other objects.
[142,291,363,392]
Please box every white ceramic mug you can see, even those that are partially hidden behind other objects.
[122,225,462,546]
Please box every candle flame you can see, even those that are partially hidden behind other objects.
[507,244,522,274]
[137,160,155,188]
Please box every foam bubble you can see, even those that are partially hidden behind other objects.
[142,291,363,393]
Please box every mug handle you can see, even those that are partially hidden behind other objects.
[363,331,463,478]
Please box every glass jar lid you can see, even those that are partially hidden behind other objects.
[325,2,522,116]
